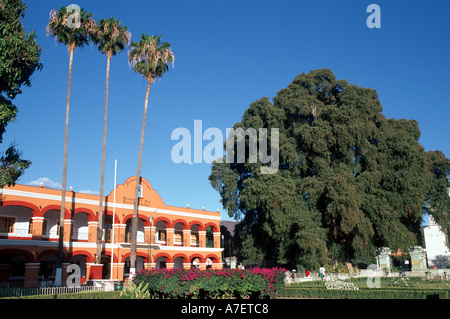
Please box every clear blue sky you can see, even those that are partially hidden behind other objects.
[4,0,449,223]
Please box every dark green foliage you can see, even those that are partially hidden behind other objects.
[0,145,30,189]
[0,0,41,188]
[209,69,450,270]
[0,0,42,100]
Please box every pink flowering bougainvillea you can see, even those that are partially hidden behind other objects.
[131,267,286,299]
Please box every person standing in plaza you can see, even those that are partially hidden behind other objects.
[319,266,326,280]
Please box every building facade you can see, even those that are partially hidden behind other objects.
[422,189,450,269]
[0,176,223,287]
[423,216,450,268]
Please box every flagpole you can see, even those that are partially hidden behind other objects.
[110,159,117,281]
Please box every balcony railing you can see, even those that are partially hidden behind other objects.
[2,227,216,248]
[46,230,59,239]
[72,231,89,241]
[122,233,145,243]
[0,227,31,238]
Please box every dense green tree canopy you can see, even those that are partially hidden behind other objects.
[0,0,42,188]
[209,69,450,269]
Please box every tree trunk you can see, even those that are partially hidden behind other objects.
[55,48,74,286]
[96,54,112,266]
[129,80,151,277]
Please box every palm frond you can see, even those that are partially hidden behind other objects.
[128,34,174,82]
[46,6,95,53]
[91,17,131,57]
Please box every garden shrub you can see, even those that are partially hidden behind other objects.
[130,267,286,299]
[120,281,150,299]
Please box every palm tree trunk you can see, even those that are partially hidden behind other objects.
[96,54,111,267]
[130,80,151,277]
[55,48,74,286]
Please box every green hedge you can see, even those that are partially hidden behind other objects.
[279,287,449,299]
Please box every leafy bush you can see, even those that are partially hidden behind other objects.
[389,277,414,287]
[130,267,286,299]
[120,281,150,299]
[323,263,350,276]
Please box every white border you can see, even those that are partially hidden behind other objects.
[1,189,221,221]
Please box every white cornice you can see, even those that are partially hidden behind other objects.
[0,189,221,221]
[0,239,223,253]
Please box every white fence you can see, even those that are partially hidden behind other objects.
[40,285,105,295]
[284,268,450,284]
[0,285,105,298]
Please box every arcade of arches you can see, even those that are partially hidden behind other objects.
[0,177,223,287]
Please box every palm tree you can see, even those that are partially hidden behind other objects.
[47,5,95,286]
[127,34,174,275]
[91,17,131,270]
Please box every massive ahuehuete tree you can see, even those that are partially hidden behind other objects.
[209,68,450,270]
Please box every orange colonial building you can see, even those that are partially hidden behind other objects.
[0,176,223,287]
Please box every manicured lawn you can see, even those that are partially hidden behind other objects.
[289,276,450,289]
[282,276,450,299]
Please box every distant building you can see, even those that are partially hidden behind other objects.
[220,220,238,267]
[220,220,237,237]
[423,215,450,268]
[0,176,222,287]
